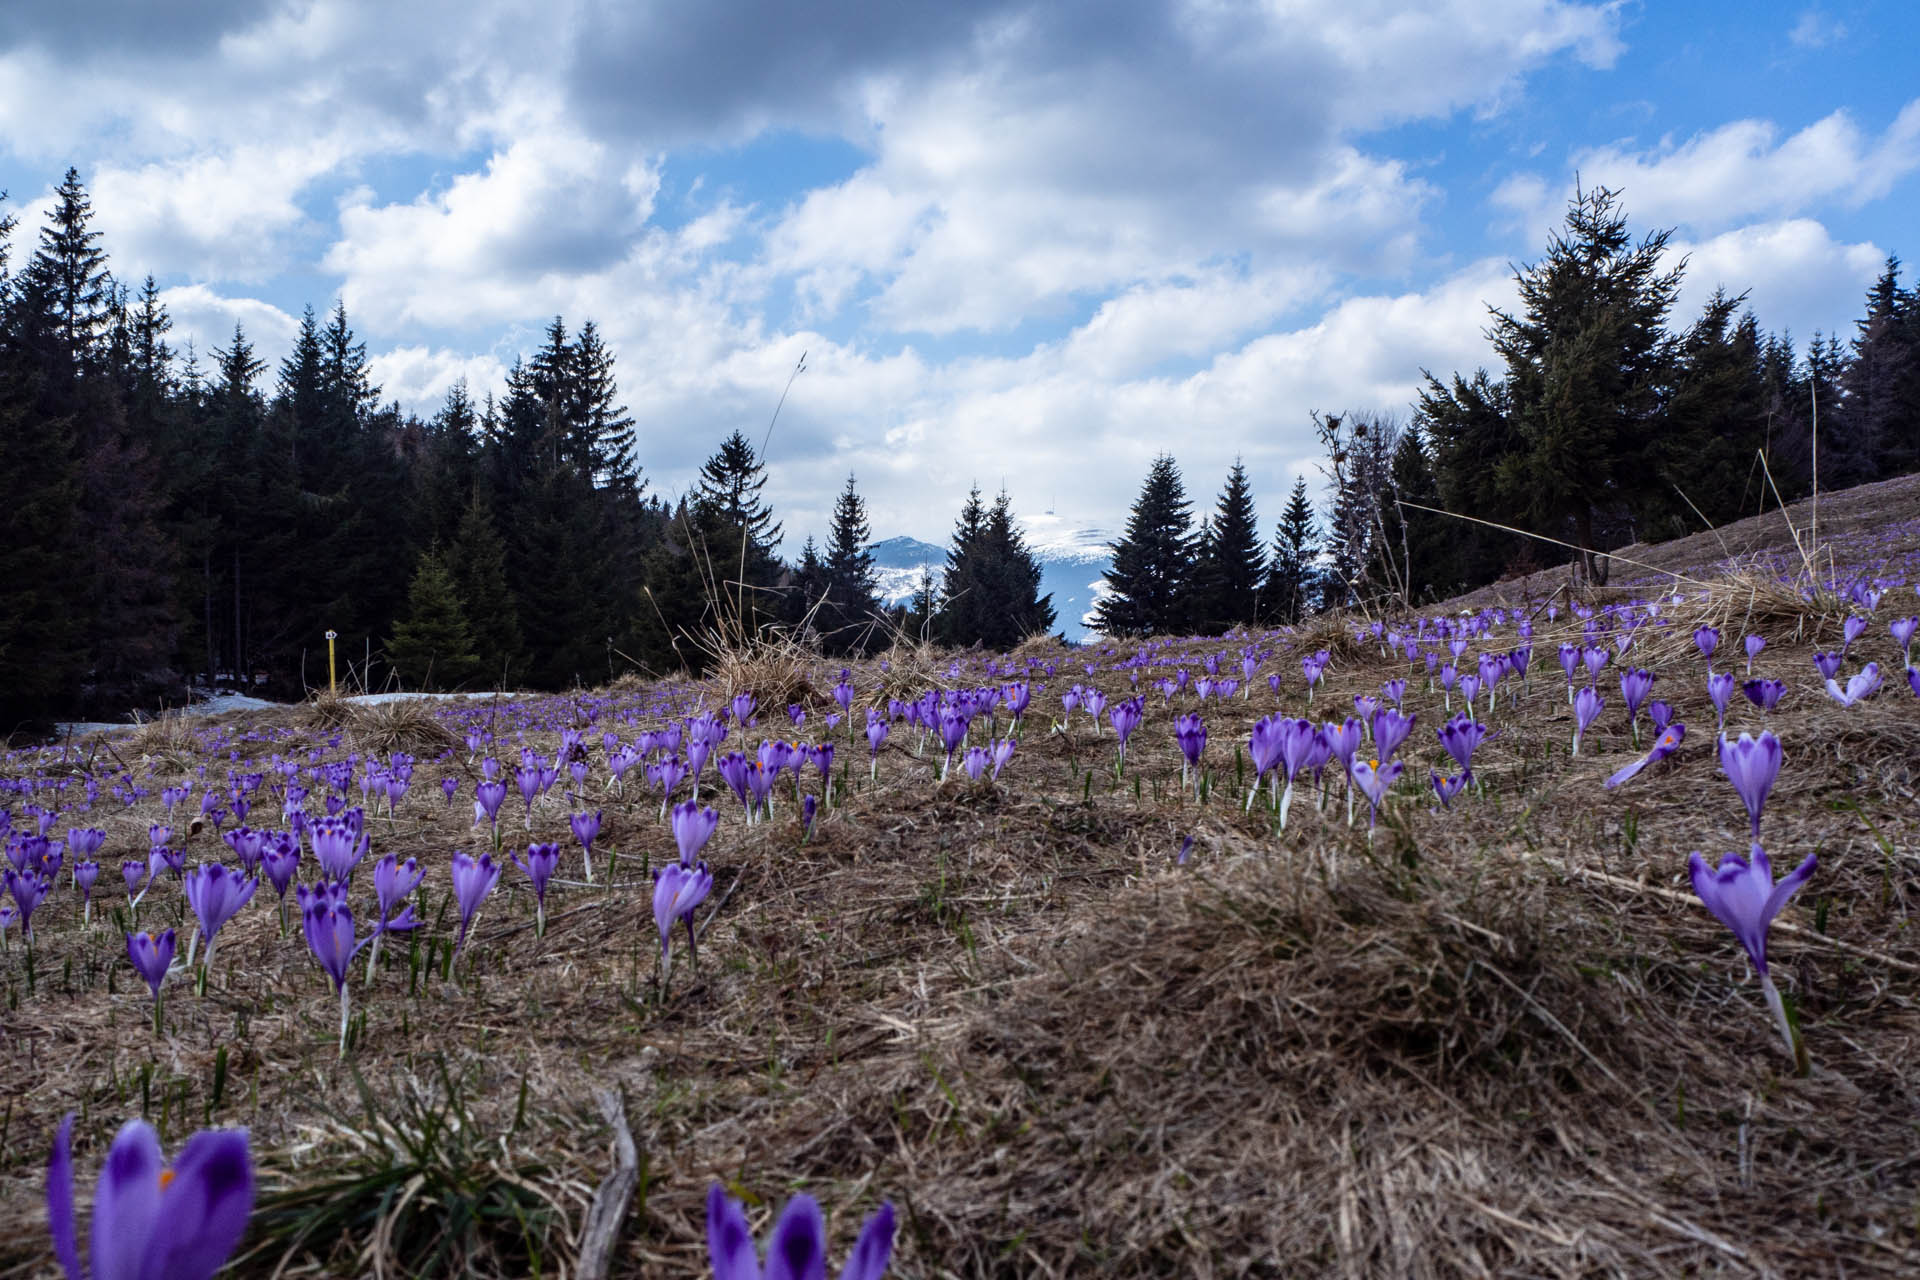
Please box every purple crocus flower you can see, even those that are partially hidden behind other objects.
[301,882,417,1052]
[1688,842,1816,1072]
[990,737,1016,780]
[1349,758,1403,832]
[441,776,460,806]
[1604,722,1686,790]
[1572,686,1604,756]
[1581,645,1609,679]
[449,851,501,955]
[1718,731,1781,841]
[1431,770,1468,809]
[1909,665,1920,698]
[962,746,990,781]
[1108,696,1143,768]
[150,844,185,881]
[1693,626,1720,666]
[222,826,265,876]
[672,800,719,865]
[1891,616,1918,663]
[1004,681,1031,724]
[1457,673,1481,715]
[371,852,423,926]
[706,1183,895,1280]
[1841,614,1868,655]
[936,710,970,781]
[1619,667,1655,739]
[1274,718,1320,829]
[1246,715,1284,811]
[121,859,147,899]
[651,859,713,981]
[1825,663,1882,707]
[1370,708,1416,763]
[513,765,543,824]
[4,869,50,940]
[716,751,753,813]
[1557,643,1580,699]
[46,1113,253,1280]
[183,864,258,973]
[569,810,603,884]
[74,860,99,924]
[306,814,367,882]
[1173,713,1207,790]
[513,843,561,935]
[1811,650,1844,682]
[260,832,300,914]
[865,717,890,777]
[801,793,819,839]
[1744,633,1765,673]
[1648,699,1676,733]
[126,928,176,1006]
[1437,713,1489,779]
[1741,678,1785,712]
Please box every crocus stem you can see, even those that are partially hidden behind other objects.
[184,926,200,970]
[153,993,164,1037]
[1761,974,1809,1077]
[365,931,382,984]
[338,984,351,1057]
[583,850,593,884]
[1279,782,1294,830]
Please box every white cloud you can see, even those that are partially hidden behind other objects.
[91,144,346,283]
[325,128,663,331]
[157,284,301,375]
[1668,219,1885,340]
[367,346,510,414]
[1789,10,1847,48]
[1498,101,1920,236]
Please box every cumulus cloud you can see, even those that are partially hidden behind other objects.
[1668,219,1886,341]
[1496,101,1920,237]
[157,284,301,375]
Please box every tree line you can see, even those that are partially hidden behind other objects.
[0,170,1055,723]
[1093,185,1917,635]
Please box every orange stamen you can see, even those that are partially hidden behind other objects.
[159,1169,177,1192]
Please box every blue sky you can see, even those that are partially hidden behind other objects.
[1,0,1914,553]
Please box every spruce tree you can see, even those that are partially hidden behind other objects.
[27,167,112,368]
[695,429,782,551]
[1094,455,1195,637]
[387,547,482,690]
[934,485,989,645]
[1264,479,1320,623]
[975,489,1055,648]
[1190,460,1263,633]
[449,484,523,684]
[819,474,880,654]
[1378,429,1451,602]
[1837,257,1917,481]
[0,187,85,716]
[1490,185,1682,579]
[1419,369,1523,584]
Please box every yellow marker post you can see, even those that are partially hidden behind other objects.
[325,630,339,697]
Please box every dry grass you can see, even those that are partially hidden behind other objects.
[4,510,1919,1276]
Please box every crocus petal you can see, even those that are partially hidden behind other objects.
[140,1129,254,1280]
[763,1193,829,1280]
[707,1185,762,1280]
[91,1120,165,1280]
[837,1203,897,1280]
[47,1113,83,1280]
[1603,757,1648,790]
[1761,852,1818,933]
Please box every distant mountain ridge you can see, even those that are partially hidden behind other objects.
[865,520,1113,642]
